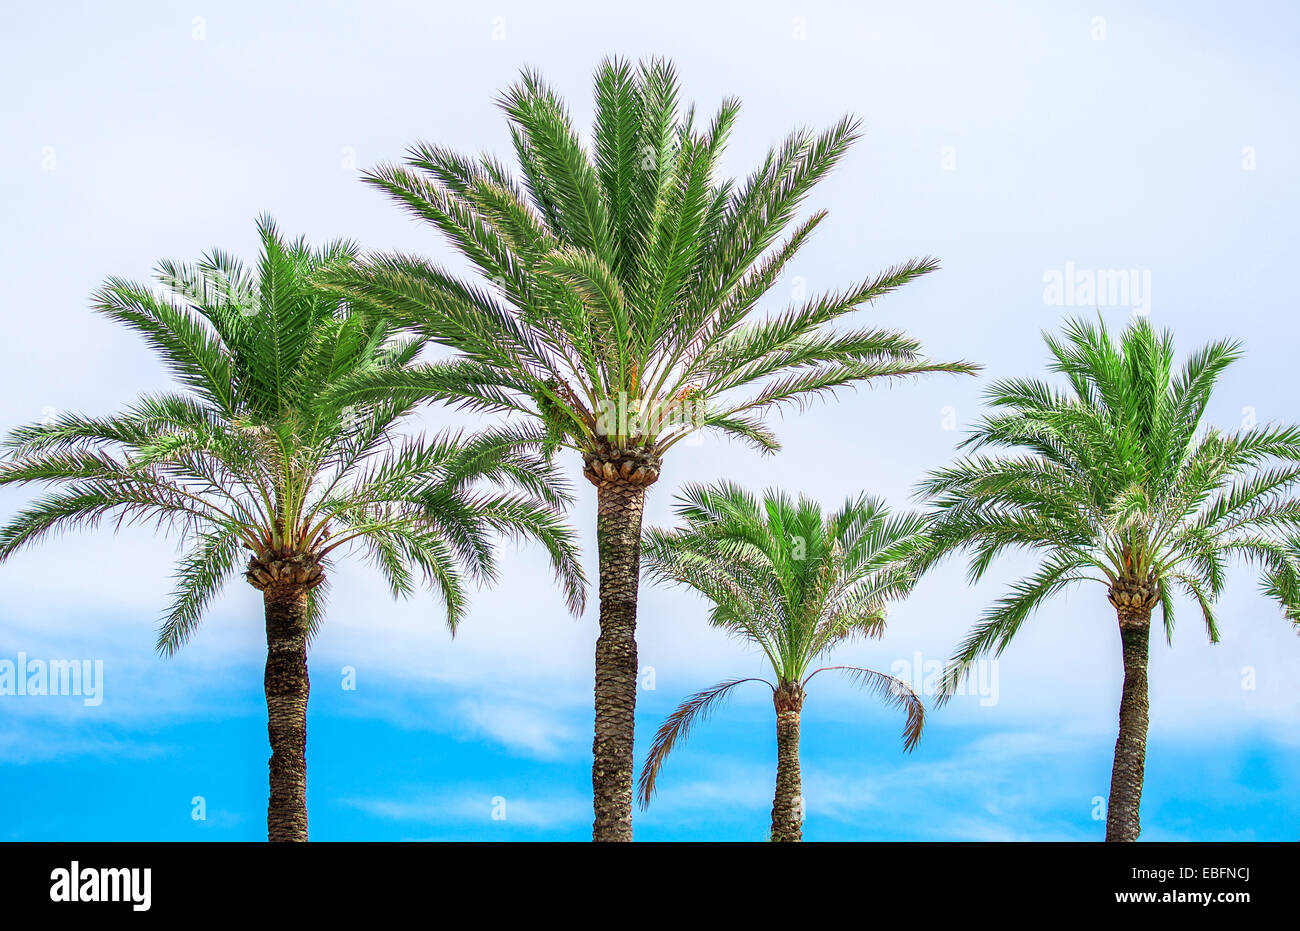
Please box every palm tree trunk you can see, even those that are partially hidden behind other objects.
[1105,612,1151,842]
[264,581,311,842]
[770,681,805,842]
[591,478,647,841]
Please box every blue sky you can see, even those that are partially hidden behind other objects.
[2,0,1299,841]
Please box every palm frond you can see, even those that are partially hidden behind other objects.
[636,677,771,809]
[805,665,925,751]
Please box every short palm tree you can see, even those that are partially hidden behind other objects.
[637,482,928,841]
[918,315,1300,841]
[333,58,973,840]
[0,218,584,841]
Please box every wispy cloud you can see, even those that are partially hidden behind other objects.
[454,698,581,760]
[0,721,168,764]
[344,791,588,831]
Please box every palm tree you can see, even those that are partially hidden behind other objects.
[917,315,1300,841]
[637,482,927,841]
[0,218,584,841]
[332,58,974,840]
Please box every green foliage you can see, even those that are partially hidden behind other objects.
[637,482,928,805]
[644,482,930,679]
[918,315,1300,699]
[0,218,586,654]
[329,58,975,458]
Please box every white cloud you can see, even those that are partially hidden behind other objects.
[344,791,588,831]
[454,698,581,760]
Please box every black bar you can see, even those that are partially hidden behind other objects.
[0,841,1281,916]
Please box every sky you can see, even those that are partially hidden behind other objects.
[1,0,1298,841]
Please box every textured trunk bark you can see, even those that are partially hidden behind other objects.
[770,682,805,842]
[591,479,647,842]
[264,581,310,842]
[1105,613,1151,842]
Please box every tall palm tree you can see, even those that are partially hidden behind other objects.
[332,58,974,840]
[637,482,927,841]
[918,315,1300,841]
[0,218,584,841]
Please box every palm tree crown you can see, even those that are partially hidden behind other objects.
[638,482,927,839]
[920,315,1300,686]
[0,217,586,646]
[334,57,975,468]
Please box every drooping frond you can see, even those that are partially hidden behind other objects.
[636,677,772,809]
[157,524,245,655]
[805,665,926,751]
